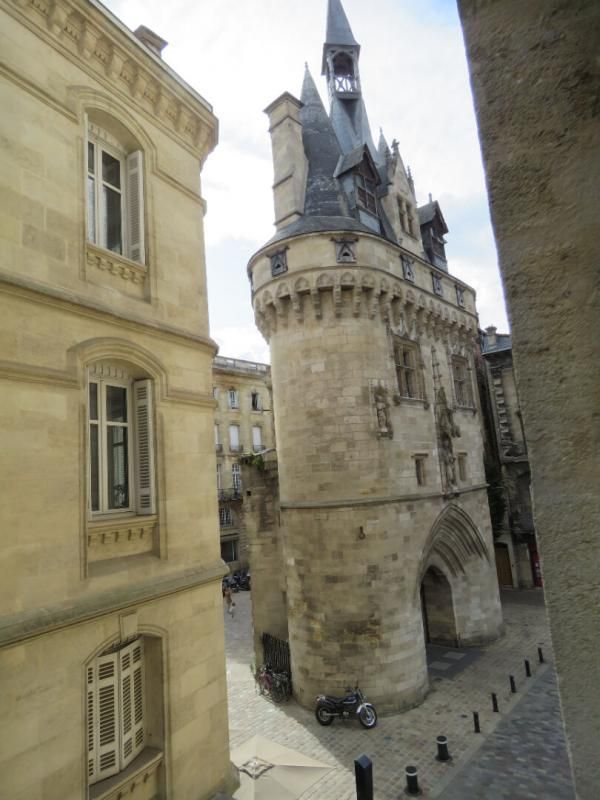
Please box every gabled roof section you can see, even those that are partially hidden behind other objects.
[300,66,345,218]
[418,199,448,234]
[333,144,380,180]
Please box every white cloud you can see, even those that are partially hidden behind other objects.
[213,325,270,364]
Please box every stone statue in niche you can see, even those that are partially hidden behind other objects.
[374,384,393,438]
[436,386,461,492]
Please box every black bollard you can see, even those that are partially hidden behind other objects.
[354,754,373,800]
[436,735,451,762]
[538,647,545,664]
[525,659,532,677]
[473,711,481,733]
[405,765,421,796]
[491,693,499,712]
[509,675,517,694]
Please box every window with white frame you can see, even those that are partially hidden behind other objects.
[216,463,221,492]
[219,507,233,527]
[228,388,239,409]
[86,121,145,263]
[221,538,238,563]
[229,424,241,452]
[232,463,242,491]
[214,423,221,451]
[452,356,474,408]
[87,638,145,785]
[251,391,261,411]
[88,365,155,516]
[252,425,263,452]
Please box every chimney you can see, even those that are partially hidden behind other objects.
[485,325,497,347]
[263,93,308,230]
[134,26,168,58]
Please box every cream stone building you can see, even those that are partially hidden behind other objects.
[212,356,274,570]
[247,0,503,712]
[0,1,233,798]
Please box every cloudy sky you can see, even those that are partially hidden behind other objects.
[103,0,509,363]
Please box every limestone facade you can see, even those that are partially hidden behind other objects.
[212,356,274,571]
[247,0,503,712]
[0,1,232,798]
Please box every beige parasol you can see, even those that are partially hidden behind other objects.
[231,735,333,800]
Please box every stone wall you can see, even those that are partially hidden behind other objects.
[458,1,600,795]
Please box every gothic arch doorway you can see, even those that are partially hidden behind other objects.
[420,566,458,647]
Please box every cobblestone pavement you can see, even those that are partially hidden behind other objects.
[223,589,574,799]
[436,667,575,800]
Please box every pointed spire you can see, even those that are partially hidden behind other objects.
[299,66,344,218]
[377,128,391,163]
[325,0,359,47]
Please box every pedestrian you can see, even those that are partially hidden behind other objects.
[223,584,235,617]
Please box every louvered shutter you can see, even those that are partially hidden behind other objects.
[119,640,145,769]
[131,639,145,759]
[134,379,156,515]
[96,653,119,781]
[126,150,145,264]
[87,664,97,782]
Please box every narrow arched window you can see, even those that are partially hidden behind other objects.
[86,118,146,264]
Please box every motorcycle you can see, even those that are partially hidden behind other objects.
[315,685,378,729]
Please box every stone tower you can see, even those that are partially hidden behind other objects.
[248,0,503,711]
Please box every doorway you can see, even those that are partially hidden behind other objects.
[420,566,458,647]
[494,543,513,587]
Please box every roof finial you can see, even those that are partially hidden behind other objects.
[428,192,433,204]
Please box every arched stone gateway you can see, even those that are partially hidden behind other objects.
[419,505,504,649]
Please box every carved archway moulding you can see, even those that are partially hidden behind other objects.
[417,503,490,588]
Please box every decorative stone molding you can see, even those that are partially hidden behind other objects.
[372,382,393,438]
[87,515,158,562]
[9,0,216,160]
[253,267,477,343]
[86,244,147,284]
[332,236,358,263]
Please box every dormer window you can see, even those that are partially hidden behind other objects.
[355,162,377,214]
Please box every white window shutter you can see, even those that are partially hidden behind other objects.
[134,379,156,515]
[126,150,145,264]
[87,664,97,782]
[95,652,119,781]
[119,640,144,768]
[131,639,145,760]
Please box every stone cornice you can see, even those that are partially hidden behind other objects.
[6,0,217,162]
[86,244,147,285]
[0,561,227,648]
[253,266,478,344]
[0,269,218,355]
[280,483,488,510]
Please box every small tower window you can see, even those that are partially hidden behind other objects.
[401,255,415,282]
[355,162,377,214]
[432,273,443,296]
[332,52,358,93]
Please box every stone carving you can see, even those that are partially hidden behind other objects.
[373,384,393,438]
[269,248,288,277]
[333,237,358,263]
[436,386,461,493]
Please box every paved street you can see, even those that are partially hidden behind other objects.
[223,589,574,799]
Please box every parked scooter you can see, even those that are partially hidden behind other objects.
[315,685,377,728]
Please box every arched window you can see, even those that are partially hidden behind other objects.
[86,116,146,264]
[88,362,156,516]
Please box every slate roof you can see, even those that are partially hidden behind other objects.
[418,200,448,233]
[325,0,359,47]
[263,215,377,248]
[300,67,345,218]
[481,332,512,354]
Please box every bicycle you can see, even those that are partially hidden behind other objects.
[255,665,292,703]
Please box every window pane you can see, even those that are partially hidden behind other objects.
[88,142,95,174]
[107,426,129,509]
[89,383,98,421]
[87,177,96,243]
[90,423,99,511]
[106,385,127,422]
[102,151,121,188]
[103,186,122,254]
